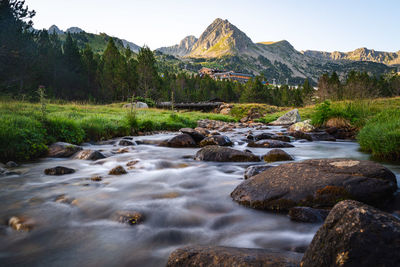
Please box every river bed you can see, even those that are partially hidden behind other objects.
[0,126,399,266]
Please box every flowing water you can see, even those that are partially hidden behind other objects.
[0,126,399,266]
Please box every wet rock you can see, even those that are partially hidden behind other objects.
[194,127,210,137]
[55,194,76,204]
[289,131,313,141]
[44,166,75,175]
[90,176,102,182]
[48,142,82,157]
[6,161,18,168]
[180,128,205,143]
[263,149,294,162]
[301,200,400,267]
[231,159,397,211]
[270,109,301,125]
[248,139,294,148]
[244,165,272,179]
[167,246,302,267]
[163,134,197,148]
[115,147,130,154]
[126,160,139,167]
[288,207,329,223]
[112,211,144,225]
[8,216,34,232]
[254,132,274,140]
[118,139,135,146]
[195,146,260,162]
[73,149,106,160]
[108,165,127,175]
[288,120,315,133]
[199,135,233,147]
[309,132,336,141]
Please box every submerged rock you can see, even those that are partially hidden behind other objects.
[263,149,294,162]
[248,139,294,148]
[44,166,75,175]
[231,159,397,211]
[167,246,302,267]
[6,161,18,168]
[270,109,301,125]
[108,165,127,175]
[8,216,34,232]
[73,150,106,160]
[180,128,205,143]
[254,133,291,142]
[195,146,260,162]
[288,207,329,223]
[244,165,272,179]
[112,211,144,225]
[301,200,400,267]
[48,142,82,157]
[118,139,135,146]
[199,135,233,147]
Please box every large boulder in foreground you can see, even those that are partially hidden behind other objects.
[195,146,260,162]
[231,159,397,211]
[248,139,294,148]
[301,200,400,267]
[199,135,233,147]
[167,246,302,267]
[270,109,301,125]
[48,142,82,157]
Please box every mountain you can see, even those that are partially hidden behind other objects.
[156,18,396,84]
[158,35,198,57]
[189,18,254,58]
[302,48,400,65]
[47,25,140,53]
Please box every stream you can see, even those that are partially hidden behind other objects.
[1,126,399,266]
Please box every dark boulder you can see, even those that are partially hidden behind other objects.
[6,161,18,168]
[163,134,197,148]
[180,128,205,143]
[244,165,272,179]
[248,140,294,148]
[73,149,106,160]
[118,139,135,146]
[254,133,290,142]
[288,207,329,223]
[196,146,260,162]
[136,139,166,146]
[108,165,127,175]
[263,149,294,162]
[48,142,82,157]
[44,166,75,175]
[310,132,336,141]
[231,159,397,211]
[301,200,400,267]
[167,246,302,267]
[199,135,233,147]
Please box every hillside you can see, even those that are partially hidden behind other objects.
[158,35,198,57]
[156,18,396,84]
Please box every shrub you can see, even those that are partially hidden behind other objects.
[311,100,332,126]
[45,116,85,144]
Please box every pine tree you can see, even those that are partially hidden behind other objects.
[137,45,159,99]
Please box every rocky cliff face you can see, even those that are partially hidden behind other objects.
[157,35,198,57]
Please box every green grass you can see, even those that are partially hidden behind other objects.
[0,101,235,162]
[358,109,400,161]
[229,103,283,120]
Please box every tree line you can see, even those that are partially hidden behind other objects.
[1,0,399,107]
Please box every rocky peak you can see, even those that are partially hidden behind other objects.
[48,25,64,35]
[179,35,198,50]
[66,27,84,34]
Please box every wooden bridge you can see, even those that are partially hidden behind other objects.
[156,102,223,111]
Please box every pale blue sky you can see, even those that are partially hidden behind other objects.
[28,0,399,52]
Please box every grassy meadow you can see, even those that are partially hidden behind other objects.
[0,101,235,162]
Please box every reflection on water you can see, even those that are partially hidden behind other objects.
[0,126,398,266]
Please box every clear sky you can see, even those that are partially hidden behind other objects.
[27,0,400,52]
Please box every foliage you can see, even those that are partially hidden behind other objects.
[311,101,332,126]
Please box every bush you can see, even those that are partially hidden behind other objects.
[0,115,48,162]
[45,116,85,144]
[311,101,332,126]
[358,109,400,161]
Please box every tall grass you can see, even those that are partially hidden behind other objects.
[0,101,235,162]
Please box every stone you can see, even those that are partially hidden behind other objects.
[163,134,197,148]
[195,146,260,162]
[166,246,302,267]
[263,149,294,162]
[194,127,210,137]
[301,200,400,267]
[118,139,135,146]
[90,176,102,182]
[270,109,301,125]
[244,165,272,179]
[248,140,294,148]
[126,160,139,167]
[309,132,336,141]
[112,211,144,225]
[288,120,315,133]
[44,166,75,175]
[199,135,233,147]
[180,128,205,143]
[231,159,397,211]
[73,150,106,160]
[123,102,148,109]
[108,165,127,175]
[48,142,82,157]
[288,207,329,223]
[136,139,166,146]
[6,161,18,168]
[8,216,34,232]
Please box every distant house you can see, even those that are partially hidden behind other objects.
[199,67,254,83]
